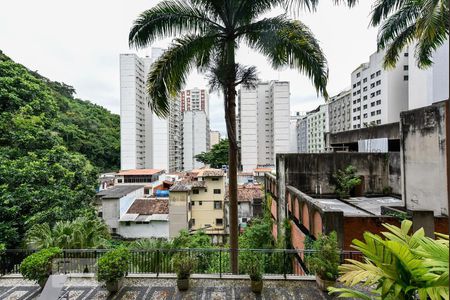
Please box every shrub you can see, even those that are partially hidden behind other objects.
[306,232,340,281]
[241,252,263,281]
[172,252,197,279]
[333,165,362,199]
[20,247,61,283]
[97,247,130,283]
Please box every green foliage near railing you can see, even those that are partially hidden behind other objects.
[19,247,61,284]
[26,217,110,250]
[332,165,362,199]
[329,220,449,299]
[306,232,340,281]
[241,252,263,281]
[97,247,130,283]
[0,51,120,249]
[172,252,198,279]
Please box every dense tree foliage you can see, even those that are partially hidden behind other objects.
[0,51,119,248]
[194,139,228,169]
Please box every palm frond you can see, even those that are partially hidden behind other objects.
[146,34,218,117]
[129,0,223,49]
[241,17,328,97]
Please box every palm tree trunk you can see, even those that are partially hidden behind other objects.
[223,40,239,274]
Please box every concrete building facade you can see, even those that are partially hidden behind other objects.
[306,104,329,153]
[210,130,221,148]
[296,115,308,153]
[350,49,409,129]
[120,49,183,172]
[183,111,210,171]
[328,89,352,133]
[238,81,291,172]
[180,88,209,117]
[408,40,449,109]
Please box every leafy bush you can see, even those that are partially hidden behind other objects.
[97,247,130,283]
[20,247,62,283]
[329,220,449,299]
[333,165,362,199]
[241,252,263,281]
[306,232,340,281]
[172,252,197,279]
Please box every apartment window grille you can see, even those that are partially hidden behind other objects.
[214,201,222,209]
[213,189,221,194]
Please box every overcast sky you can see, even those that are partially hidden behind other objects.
[0,0,379,135]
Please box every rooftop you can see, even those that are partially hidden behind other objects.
[96,185,144,199]
[126,199,169,215]
[226,184,262,202]
[197,169,224,177]
[346,196,403,215]
[117,169,163,176]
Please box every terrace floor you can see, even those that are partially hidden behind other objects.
[0,276,335,300]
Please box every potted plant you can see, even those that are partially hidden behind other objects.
[306,232,340,291]
[172,252,197,291]
[242,253,264,293]
[20,247,62,288]
[97,246,130,293]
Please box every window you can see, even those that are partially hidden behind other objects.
[403,65,408,71]
[370,83,375,88]
[216,218,223,226]
[199,201,203,206]
[356,72,360,78]
[370,74,375,79]
[376,80,381,86]
[363,95,368,100]
[376,110,381,115]
[371,102,375,107]
[370,93,375,98]
[192,201,195,206]
[371,111,376,116]
[213,189,221,194]
[404,52,409,57]
[376,100,381,105]
[214,201,222,209]
[352,83,356,88]
[98,211,103,218]
[376,70,381,76]
[125,221,131,227]
[191,219,196,226]
[377,120,381,124]
[193,189,199,194]
[363,78,367,83]
[363,87,367,92]
[211,177,219,181]
[404,75,409,81]
[117,179,123,183]
[363,104,367,109]
[376,90,381,96]
[363,113,368,118]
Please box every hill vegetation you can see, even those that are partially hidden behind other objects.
[0,50,120,248]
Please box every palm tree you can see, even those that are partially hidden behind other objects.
[369,0,449,68]
[129,0,329,273]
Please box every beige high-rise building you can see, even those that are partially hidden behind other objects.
[210,130,221,148]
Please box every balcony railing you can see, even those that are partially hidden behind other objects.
[0,248,362,277]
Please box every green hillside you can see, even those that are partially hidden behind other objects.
[0,51,120,248]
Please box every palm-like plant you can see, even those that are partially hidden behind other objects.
[329,220,449,300]
[128,0,330,273]
[369,0,449,68]
[26,217,110,249]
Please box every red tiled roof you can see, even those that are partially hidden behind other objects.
[226,184,263,202]
[197,168,224,177]
[126,199,169,215]
[117,169,163,176]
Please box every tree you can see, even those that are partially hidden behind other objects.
[195,139,229,168]
[371,0,449,69]
[129,0,328,273]
[329,220,449,299]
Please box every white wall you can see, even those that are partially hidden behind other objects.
[239,88,258,172]
[183,111,209,170]
[119,221,169,239]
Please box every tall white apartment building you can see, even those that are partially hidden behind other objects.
[350,49,409,129]
[180,88,209,117]
[120,48,182,172]
[328,89,352,133]
[306,104,329,153]
[289,112,306,152]
[183,111,210,170]
[408,39,449,109]
[238,81,290,172]
[296,115,308,153]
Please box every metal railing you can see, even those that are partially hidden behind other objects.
[0,248,362,277]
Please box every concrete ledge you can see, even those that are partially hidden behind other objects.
[2,273,315,281]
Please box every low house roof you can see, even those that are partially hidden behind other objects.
[126,199,169,215]
[117,169,163,176]
[170,182,192,192]
[254,167,273,173]
[197,169,224,177]
[226,184,262,202]
[97,185,144,199]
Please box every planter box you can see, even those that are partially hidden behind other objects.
[177,278,189,291]
[106,278,123,293]
[251,280,263,293]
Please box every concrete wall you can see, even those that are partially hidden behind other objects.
[168,191,189,238]
[400,101,448,216]
[276,152,401,195]
[119,221,169,239]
